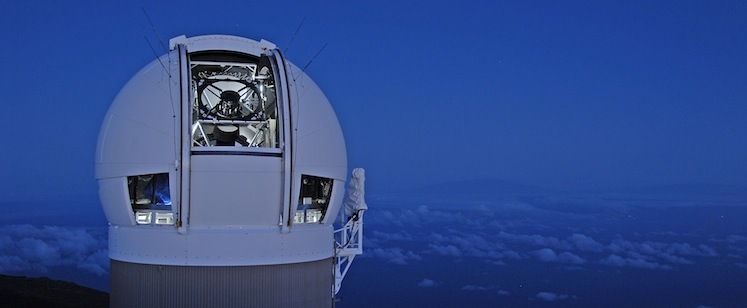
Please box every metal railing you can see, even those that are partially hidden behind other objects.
[333,209,365,295]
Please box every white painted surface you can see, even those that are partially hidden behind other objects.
[109,224,334,266]
[96,34,349,266]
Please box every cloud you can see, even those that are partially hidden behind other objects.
[0,255,26,272]
[372,205,469,227]
[371,230,412,242]
[502,250,521,259]
[367,202,721,276]
[461,284,511,295]
[603,239,718,268]
[656,252,694,265]
[531,248,585,264]
[428,230,510,263]
[429,244,462,257]
[558,251,586,264]
[498,232,571,250]
[418,278,436,287]
[696,244,718,257]
[366,247,422,265]
[568,233,605,252]
[535,291,571,301]
[608,239,718,258]
[532,248,558,262]
[462,285,489,291]
[726,235,747,243]
[0,225,108,276]
[599,254,672,270]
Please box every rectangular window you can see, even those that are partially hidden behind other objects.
[294,175,333,224]
[127,173,174,225]
[190,53,280,151]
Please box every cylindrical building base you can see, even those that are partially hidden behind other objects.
[110,258,333,308]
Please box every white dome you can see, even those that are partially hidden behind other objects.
[95,35,347,266]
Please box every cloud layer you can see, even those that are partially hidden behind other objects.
[535,291,573,302]
[368,204,725,272]
[343,194,747,307]
[0,225,108,276]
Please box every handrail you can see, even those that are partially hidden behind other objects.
[333,210,365,295]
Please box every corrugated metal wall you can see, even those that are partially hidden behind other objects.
[110,258,333,308]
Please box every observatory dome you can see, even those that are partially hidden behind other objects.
[95,34,347,266]
[96,35,367,307]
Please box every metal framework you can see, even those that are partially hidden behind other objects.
[334,209,365,295]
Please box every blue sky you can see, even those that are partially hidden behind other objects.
[1,1,747,306]
[1,0,746,199]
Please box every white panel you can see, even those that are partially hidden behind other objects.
[106,60,177,138]
[287,63,347,181]
[98,178,135,226]
[172,35,274,56]
[189,155,283,227]
[190,154,282,173]
[95,52,178,179]
[109,225,334,266]
[98,114,176,164]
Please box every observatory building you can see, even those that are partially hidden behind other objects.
[95,34,366,307]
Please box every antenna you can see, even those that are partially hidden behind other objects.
[296,43,328,79]
[142,7,168,53]
[141,7,177,157]
[284,17,306,54]
[145,36,170,77]
[141,7,170,77]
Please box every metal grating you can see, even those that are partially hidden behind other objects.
[110,258,333,308]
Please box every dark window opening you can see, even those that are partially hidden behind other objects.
[127,173,174,225]
[295,175,333,224]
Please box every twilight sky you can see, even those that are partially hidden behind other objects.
[1,1,746,199]
[1,2,747,306]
